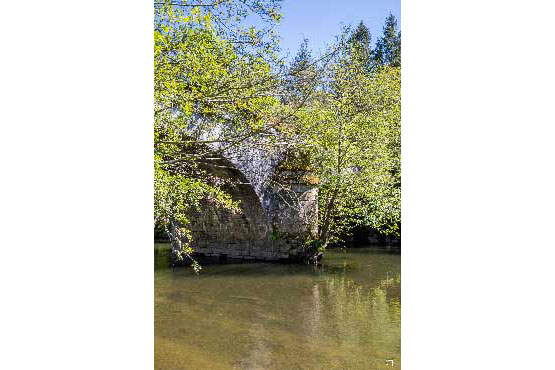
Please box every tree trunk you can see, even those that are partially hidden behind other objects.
[319,185,340,246]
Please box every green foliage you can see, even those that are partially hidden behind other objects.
[295,27,401,247]
[304,238,324,253]
[373,13,401,67]
[153,3,402,260]
[154,0,284,267]
[283,38,319,104]
[349,21,373,72]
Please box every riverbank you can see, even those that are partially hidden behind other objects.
[154,242,400,269]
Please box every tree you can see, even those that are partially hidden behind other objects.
[349,21,373,72]
[154,0,284,268]
[295,28,401,248]
[373,13,401,67]
[283,38,318,104]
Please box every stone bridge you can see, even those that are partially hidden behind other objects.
[181,144,318,262]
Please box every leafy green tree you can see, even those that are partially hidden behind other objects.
[154,0,284,268]
[373,13,401,67]
[295,29,401,248]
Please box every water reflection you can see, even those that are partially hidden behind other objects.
[155,246,400,369]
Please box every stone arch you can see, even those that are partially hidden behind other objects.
[186,149,318,262]
[188,156,272,260]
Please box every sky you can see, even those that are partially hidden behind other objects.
[277,0,401,61]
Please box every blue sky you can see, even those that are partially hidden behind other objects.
[277,0,400,60]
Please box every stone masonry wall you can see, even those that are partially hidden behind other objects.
[187,157,318,261]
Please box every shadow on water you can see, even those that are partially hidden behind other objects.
[154,243,401,370]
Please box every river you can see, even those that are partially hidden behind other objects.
[155,244,401,369]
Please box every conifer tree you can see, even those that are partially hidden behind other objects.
[373,14,401,67]
[349,21,373,72]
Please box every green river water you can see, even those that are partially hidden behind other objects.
[155,244,400,369]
